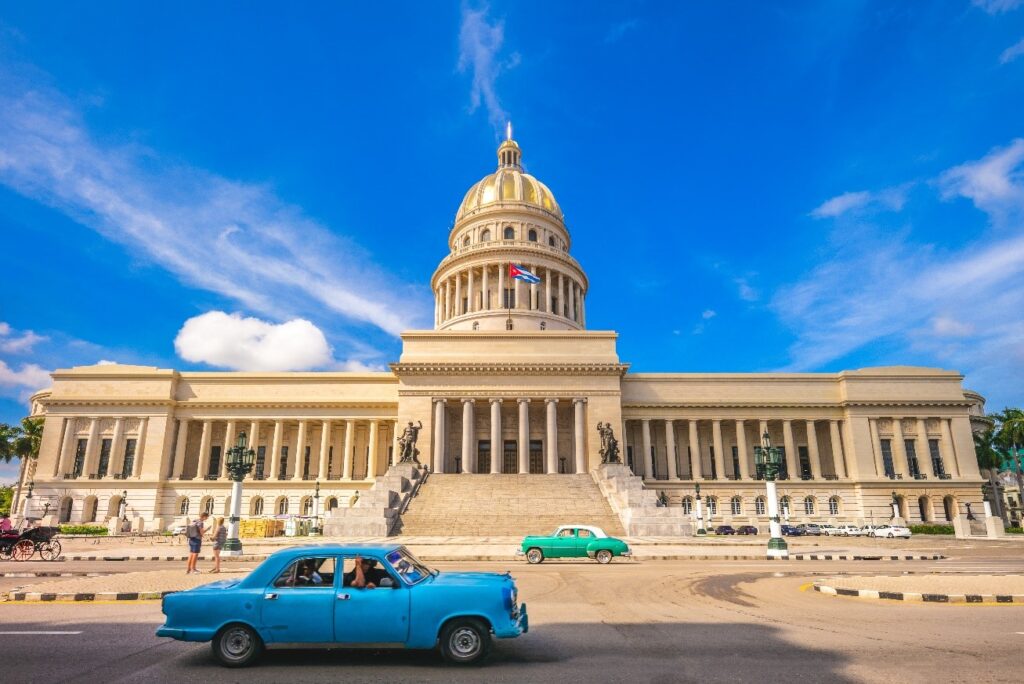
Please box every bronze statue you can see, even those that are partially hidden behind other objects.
[398,420,423,463]
[597,422,621,464]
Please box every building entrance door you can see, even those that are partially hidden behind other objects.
[503,440,517,473]
[529,440,544,474]
[477,441,491,474]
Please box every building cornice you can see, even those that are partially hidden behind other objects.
[622,399,972,411]
[391,362,630,377]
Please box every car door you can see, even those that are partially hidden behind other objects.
[261,556,337,644]
[574,528,595,556]
[550,528,578,558]
[334,556,411,645]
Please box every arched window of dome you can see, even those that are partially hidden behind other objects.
[528,229,538,242]
[481,228,491,241]
[503,226,514,240]
[462,236,470,248]
[548,235,555,247]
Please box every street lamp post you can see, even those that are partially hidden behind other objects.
[311,480,321,536]
[21,481,34,519]
[754,430,789,558]
[223,430,256,557]
[694,482,706,535]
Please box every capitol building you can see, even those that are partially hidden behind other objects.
[18,134,988,536]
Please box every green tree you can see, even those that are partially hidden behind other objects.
[974,426,1006,523]
[0,485,12,514]
[1,418,43,517]
[993,408,1024,527]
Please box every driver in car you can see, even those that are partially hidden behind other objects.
[343,556,388,589]
[295,560,324,586]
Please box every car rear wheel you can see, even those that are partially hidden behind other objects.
[439,618,492,665]
[526,548,544,564]
[212,623,262,668]
[595,549,613,564]
[887,532,894,538]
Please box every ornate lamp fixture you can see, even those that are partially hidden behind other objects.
[223,431,256,555]
[754,430,789,558]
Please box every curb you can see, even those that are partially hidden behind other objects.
[3,590,172,603]
[769,554,944,562]
[813,583,1024,604]
[0,572,108,578]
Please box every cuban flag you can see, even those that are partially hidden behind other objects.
[509,264,541,284]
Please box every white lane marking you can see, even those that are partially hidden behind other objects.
[0,631,83,635]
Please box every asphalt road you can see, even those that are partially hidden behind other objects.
[1,557,1022,683]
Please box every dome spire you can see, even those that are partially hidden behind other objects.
[506,120,512,141]
[497,123,522,169]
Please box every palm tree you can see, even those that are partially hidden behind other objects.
[3,418,43,517]
[0,423,21,515]
[974,426,1006,524]
[994,408,1024,527]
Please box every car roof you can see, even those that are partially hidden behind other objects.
[556,524,608,538]
[268,543,404,560]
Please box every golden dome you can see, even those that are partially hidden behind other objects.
[456,137,563,221]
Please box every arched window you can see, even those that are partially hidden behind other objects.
[202,496,215,515]
[503,226,514,239]
[755,496,766,515]
[481,229,491,241]
[462,236,470,248]
[548,235,556,247]
[326,497,338,511]
[58,496,74,523]
[301,496,313,516]
[277,497,289,515]
[528,229,538,242]
[706,496,718,515]
[780,496,791,516]
[828,496,840,516]
[917,495,931,522]
[682,496,693,514]
[803,496,815,515]
[178,497,190,516]
[730,496,742,515]
[943,495,956,522]
[251,496,264,516]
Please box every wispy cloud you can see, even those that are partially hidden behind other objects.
[0,322,47,354]
[735,277,760,302]
[0,68,426,359]
[775,140,1024,405]
[605,19,640,44]
[999,37,1024,63]
[810,185,910,219]
[458,3,519,134]
[972,0,1024,14]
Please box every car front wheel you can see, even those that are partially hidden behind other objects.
[887,532,894,538]
[595,549,613,564]
[212,623,262,668]
[526,548,544,564]
[439,618,492,665]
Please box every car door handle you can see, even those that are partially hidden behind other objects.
[336,593,351,600]
[264,592,278,600]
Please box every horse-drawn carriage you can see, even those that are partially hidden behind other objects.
[0,521,61,561]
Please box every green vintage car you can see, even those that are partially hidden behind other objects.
[517,525,631,564]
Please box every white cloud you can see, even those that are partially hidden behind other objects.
[96,359,118,365]
[810,185,909,219]
[931,316,975,337]
[973,0,1023,14]
[939,138,1024,223]
[174,311,332,372]
[0,322,47,354]
[999,37,1024,64]
[0,70,426,344]
[735,277,760,302]
[701,309,717,319]
[458,4,518,134]
[0,360,51,392]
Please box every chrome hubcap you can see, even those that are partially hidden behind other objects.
[451,627,481,657]
[527,550,541,563]
[223,628,252,659]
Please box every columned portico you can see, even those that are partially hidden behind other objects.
[545,399,558,474]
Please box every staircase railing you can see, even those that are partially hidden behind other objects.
[398,466,430,517]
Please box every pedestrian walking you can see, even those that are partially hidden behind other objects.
[185,512,209,574]
[211,516,227,573]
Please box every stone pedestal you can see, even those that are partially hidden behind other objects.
[323,463,424,537]
[592,463,693,536]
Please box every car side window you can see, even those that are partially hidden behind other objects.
[558,529,575,538]
[341,556,400,589]
[578,529,592,538]
[273,557,335,588]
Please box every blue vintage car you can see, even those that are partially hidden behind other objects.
[156,543,528,667]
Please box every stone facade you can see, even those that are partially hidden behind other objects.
[14,134,988,533]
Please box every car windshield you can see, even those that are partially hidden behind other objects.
[384,547,434,585]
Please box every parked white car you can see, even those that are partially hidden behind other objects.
[818,524,838,536]
[869,524,912,538]
[835,524,866,536]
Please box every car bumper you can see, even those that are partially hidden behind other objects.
[621,549,632,557]
[156,625,215,642]
[496,603,529,638]
[514,549,525,557]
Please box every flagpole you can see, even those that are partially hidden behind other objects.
[506,261,513,330]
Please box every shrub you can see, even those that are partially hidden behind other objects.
[1006,527,1023,534]
[908,524,954,535]
[59,524,109,536]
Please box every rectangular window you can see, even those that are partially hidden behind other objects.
[905,439,920,477]
[798,446,811,480]
[303,446,311,479]
[97,438,112,477]
[529,439,544,474]
[731,446,740,480]
[928,439,945,477]
[121,439,137,478]
[880,439,895,478]
[73,439,87,478]
[777,447,789,480]
[503,440,517,473]
[478,440,491,474]
[709,446,717,480]
[279,446,289,480]
[255,446,266,480]
[207,445,222,479]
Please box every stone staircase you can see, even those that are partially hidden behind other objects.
[592,463,693,536]
[396,474,626,537]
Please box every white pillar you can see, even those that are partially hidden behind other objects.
[196,420,213,480]
[518,398,530,474]
[454,272,462,317]
[462,399,475,473]
[83,418,100,476]
[569,279,576,322]
[270,420,284,480]
[467,267,475,313]
[498,263,506,311]
[712,419,725,480]
[688,419,702,479]
[172,419,189,479]
[319,420,332,479]
[545,267,552,313]
[806,420,820,480]
[106,417,125,479]
[57,417,77,476]
[221,420,237,479]
[573,399,586,474]
[916,418,930,476]
[482,265,490,310]
[940,418,959,477]
[782,419,797,480]
[641,419,653,479]
[133,417,148,479]
[556,272,563,316]
[580,290,586,327]
[366,420,379,480]
[830,419,847,479]
[869,418,885,478]
[343,419,355,480]
[545,399,558,473]
[391,420,400,467]
[433,400,446,473]
[490,399,502,474]
[765,479,788,558]
[665,419,678,480]
[444,278,452,320]
[736,420,749,480]
[293,420,308,481]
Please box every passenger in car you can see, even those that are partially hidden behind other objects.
[343,556,388,589]
[296,560,324,586]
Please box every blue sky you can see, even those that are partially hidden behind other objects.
[2,1,1024,482]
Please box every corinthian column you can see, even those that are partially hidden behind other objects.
[292,420,308,481]
[490,399,502,474]
[343,419,355,480]
[58,418,77,476]
[641,419,653,480]
[366,420,379,480]
[482,265,490,310]
[107,418,125,479]
[454,273,463,317]
[197,420,213,480]
[712,419,725,480]
[172,419,189,479]
[518,399,530,473]
[545,399,558,473]
[830,420,847,479]
[498,264,506,310]
[688,420,702,480]
[270,420,284,480]
[782,419,797,480]
[664,419,678,480]
[433,400,446,473]
[467,267,475,313]
[319,420,332,479]
[222,420,237,479]
[735,420,749,480]
[806,420,820,480]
